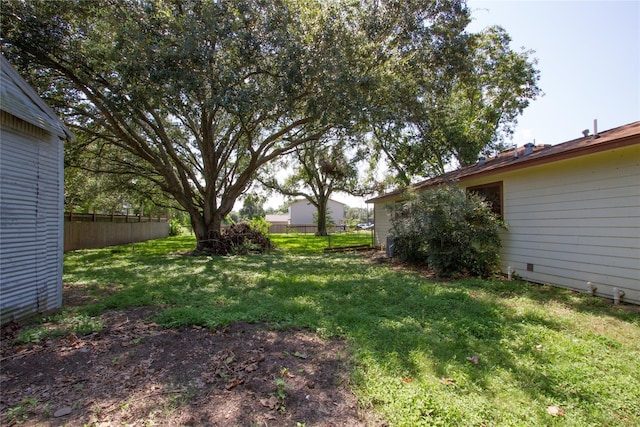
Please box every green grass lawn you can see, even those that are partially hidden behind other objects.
[269,230,374,253]
[57,234,640,426]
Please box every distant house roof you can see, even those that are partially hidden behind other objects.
[290,198,346,207]
[367,121,640,203]
[0,55,73,139]
[265,214,289,223]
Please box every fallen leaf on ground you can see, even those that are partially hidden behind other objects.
[53,406,72,417]
[225,379,243,390]
[244,363,259,372]
[260,396,279,410]
[547,406,565,417]
[466,354,480,365]
[440,377,456,385]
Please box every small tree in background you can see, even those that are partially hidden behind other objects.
[260,134,364,236]
[239,194,267,221]
[390,186,505,277]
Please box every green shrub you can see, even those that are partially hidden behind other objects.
[389,185,505,277]
[168,218,183,236]
[247,216,271,235]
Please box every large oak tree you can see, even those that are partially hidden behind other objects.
[1,0,472,248]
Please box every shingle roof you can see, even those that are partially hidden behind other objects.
[290,198,347,206]
[367,121,640,203]
[0,55,73,139]
[265,214,289,223]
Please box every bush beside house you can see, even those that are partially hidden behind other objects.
[368,121,640,304]
[390,186,504,277]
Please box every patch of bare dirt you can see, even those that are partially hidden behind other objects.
[1,308,381,426]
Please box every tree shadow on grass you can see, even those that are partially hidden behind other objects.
[59,248,640,426]
[0,310,365,426]
[460,276,640,323]
[149,255,536,386]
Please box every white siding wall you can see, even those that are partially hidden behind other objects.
[371,144,640,304]
[468,144,640,304]
[327,199,346,224]
[0,118,64,324]
[289,200,315,224]
[289,199,346,225]
[372,197,399,249]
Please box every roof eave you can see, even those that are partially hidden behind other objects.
[1,55,74,141]
[456,131,640,184]
[366,123,640,204]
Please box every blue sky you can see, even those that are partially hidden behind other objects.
[467,0,640,146]
[266,0,640,209]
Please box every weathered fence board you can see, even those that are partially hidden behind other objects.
[64,213,169,251]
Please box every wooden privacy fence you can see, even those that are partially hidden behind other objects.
[64,212,169,252]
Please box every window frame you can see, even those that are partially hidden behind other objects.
[466,181,504,219]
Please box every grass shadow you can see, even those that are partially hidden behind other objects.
[58,236,640,426]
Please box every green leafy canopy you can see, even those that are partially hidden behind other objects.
[0,0,536,247]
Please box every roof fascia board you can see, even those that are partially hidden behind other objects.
[455,133,639,184]
[367,127,639,204]
[1,55,73,140]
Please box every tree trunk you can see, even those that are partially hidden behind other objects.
[190,211,224,251]
[315,198,329,236]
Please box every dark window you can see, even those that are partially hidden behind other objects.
[467,182,503,218]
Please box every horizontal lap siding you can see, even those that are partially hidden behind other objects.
[1,123,63,324]
[494,144,640,303]
[371,142,639,304]
[372,198,398,249]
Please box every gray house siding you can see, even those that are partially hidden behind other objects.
[1,56,69,324]
[368,121,640,304]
